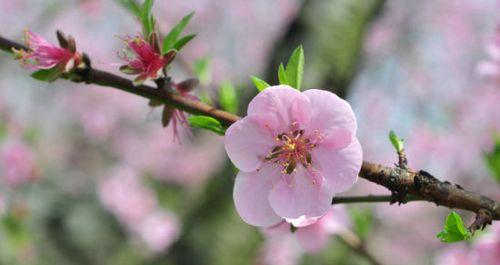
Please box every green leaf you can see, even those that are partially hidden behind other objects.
[188,115,226,135]
[278,63,288,85]
[173,34,196,51]
[485,136,500,183]
[436,211,471,243]
[350,208,373,239]
[389,130,404,152]
[284,45,305,90]
[219,81,238,114]
[162,12,195,54]
[30,68,62,82]
[116,0,142,17]
[250,76,270,92]
[193,57,211,86]
[141,0,155,37]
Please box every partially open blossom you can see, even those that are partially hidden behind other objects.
[1,139,38,187]
[225,86,362,227]
[13,30,82,72]
[119,35,175,85]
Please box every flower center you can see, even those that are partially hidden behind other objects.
[265,127,317,175]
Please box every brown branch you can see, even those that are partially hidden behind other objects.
[0,34,498,222]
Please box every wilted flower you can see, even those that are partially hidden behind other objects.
[163,78,199,143]
[13,30,82,72]
[119,35,176,85]
[225,85,362,227]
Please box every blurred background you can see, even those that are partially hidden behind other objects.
[0,0,499,265]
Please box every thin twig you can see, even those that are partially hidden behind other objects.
[338,231,383,265]
[332,194,423,204]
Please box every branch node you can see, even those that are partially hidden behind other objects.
[469,209,493,234]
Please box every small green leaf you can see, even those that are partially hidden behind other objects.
[284,45,304,90]
[141,0,155,37]
[188,115,226,135]
[278,63,288,85]
[436,211,471,243]
[389,130,404,152]
[173,34,196,51]
[219,81,238,114]
[484,136,500,183]
[162,12,195,54]
[250,76,270,92]
[193,57,211,86]
[30,68,62,82]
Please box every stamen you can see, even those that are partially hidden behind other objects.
[264,126,318,176]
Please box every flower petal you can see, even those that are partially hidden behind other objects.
[312,138,362,193]
[248,85,311,133]
[225,116,276,172]
[295,220,331,253]
[302,89,357,148]
[233,165,283,227]
[268,166,332,222]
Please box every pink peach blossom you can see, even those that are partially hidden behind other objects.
[119,35,175,85]
[225,86,362,227]
[14,30,81,71]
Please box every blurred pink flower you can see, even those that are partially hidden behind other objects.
[1,139,38,187]
[477,25,500,80]
[98,167,156,226]
[14,30,82,72]
[134,210,180,253]
[119,35,175,85]
[263,206,350,253]
[470,224,500,265]
[113,127,225,187]
[435,245,472,265]
[98,166,181,253]
[225,86,362,227]
[64,86,144,140]
[257,236,302,265]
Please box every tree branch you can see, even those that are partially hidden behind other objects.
[0,35,498,223]
[332,194,423,204]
